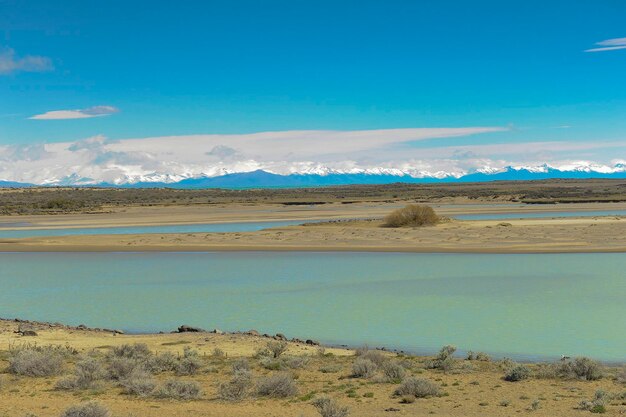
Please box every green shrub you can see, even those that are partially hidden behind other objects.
[382,204,439,228]
[393,377,441,398]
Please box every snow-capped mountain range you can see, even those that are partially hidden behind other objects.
[2,162,626,188]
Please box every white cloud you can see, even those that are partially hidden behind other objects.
[0,47,53,75]
[584,37,626,53]
[29,106,119,120]
[0,128,623,185]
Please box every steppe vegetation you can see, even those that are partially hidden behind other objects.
[1,337,624,417]
[2,179,626,214]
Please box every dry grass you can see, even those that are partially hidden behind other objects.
[382,204,440,227]
[0,322,624,417]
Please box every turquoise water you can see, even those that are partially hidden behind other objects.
[454,209,626,220]
[0,220,311,239]
[1,252,624,361]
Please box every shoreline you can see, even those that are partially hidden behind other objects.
[3,318,623,365]
[3,245,626,253]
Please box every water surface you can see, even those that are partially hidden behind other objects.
[0,220,310,239]
[1,252,623,361]
[454,209,626,220]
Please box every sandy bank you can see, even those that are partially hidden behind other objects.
[2,215,625,253]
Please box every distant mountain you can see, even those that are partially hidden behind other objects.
[117,166,626,189]
[0,180,33,188]
[5,165,626,189]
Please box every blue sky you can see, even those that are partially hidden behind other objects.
[0,0,625,184]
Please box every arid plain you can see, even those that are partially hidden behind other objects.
[1,181,625,416]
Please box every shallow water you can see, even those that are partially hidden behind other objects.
[0,220,310,239]
[454,209,626,220]
[1,252,624,361]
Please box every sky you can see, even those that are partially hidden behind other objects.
[1,0,625,184]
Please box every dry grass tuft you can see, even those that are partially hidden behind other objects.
[382,204,439,228]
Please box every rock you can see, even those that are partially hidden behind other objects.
[305,339,320,346]
[275,333,287,340]
[177,325,204,333]
[113,329,124,334]
[21,330,38,336]
[245,329,260,336]
[77,324,88,330]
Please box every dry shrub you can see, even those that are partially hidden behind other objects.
[319,364,342,374]
[426,345,457,372]
[232,358,251,373]
[175,348,203,375]
[257,373,297,398]
[147,352,178,373]
[351,358,377,378]
[120,369,156,397]
[56,356,106,390]
[504,365,531,382]
[281,355,310,369]
[381,361,406,383]
[154,379,202,400]
[266,341,288,358]
[466,351,491,361]
[8,348,64,377]
[578,390,612,412]
[218,369,253,401]
[312,397,350,417]
[112,344,151,359]
[558,357,603,381]
[382,204,439,228]
[358,350,387,366]
[60,402,110,417]
[394,377,441,398]
[108,356,143,380]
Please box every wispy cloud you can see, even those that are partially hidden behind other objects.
[1,127,624,185]
[29,106,120,120]
[0,128,507,184]
[0,47,53,75]
[584,37,626,53]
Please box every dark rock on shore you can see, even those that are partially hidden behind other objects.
[177,325,204,333]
